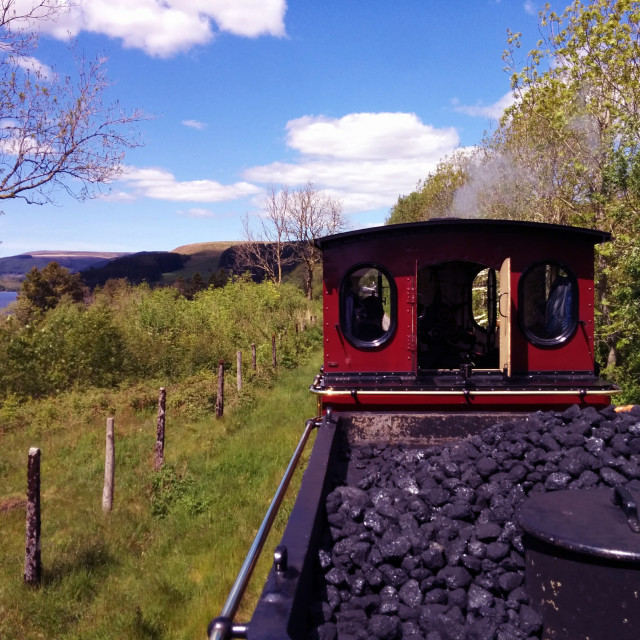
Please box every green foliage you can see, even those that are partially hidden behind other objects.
[0,277,320,401]
[386,150,470,224]
[18,262,84,313]
[150,465,211,518]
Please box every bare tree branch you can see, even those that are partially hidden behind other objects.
[285,181,345,299]
[237,185,296,284]
[0,0,146,205]
[239,182,346,296]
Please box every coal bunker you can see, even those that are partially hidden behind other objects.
[307,405,640,640]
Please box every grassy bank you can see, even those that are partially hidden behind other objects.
[0,352,322,639]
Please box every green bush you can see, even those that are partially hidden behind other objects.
[0,278,321,401]
[149,465,211,518]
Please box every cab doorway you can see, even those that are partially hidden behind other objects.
[416,261,500,371]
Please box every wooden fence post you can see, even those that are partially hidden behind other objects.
[251,343,257,371]
[102,418,115,513]
[272,333,277,368]
[154,388,166,471]
[24,447,41,586]
[237,351,242,392]
[216,360,224,418]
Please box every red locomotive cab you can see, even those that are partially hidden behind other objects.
[311,219,619,414]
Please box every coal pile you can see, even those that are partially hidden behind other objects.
[309,405,640,640]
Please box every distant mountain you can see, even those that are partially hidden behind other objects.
[0,250,130,290]
[0,241,265,291]
[0,250,128,275]
[80,251,191,288]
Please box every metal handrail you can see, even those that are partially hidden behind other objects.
[208,417,320,640]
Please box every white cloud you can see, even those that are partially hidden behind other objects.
[100,190,137,203]
[114,112,461,217]
[244,112,460,213]
[286,113,458,160]
[20,0,287,58]
[12,56,54,80]
[182,120,207,130]
[120,166,261,202]
[452,92,517,119]
[524,1,538,16]
[177,207,217,218]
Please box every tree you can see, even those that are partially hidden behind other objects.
[0,0,144,205]
[465,0,640,397]
[240,182,345,298]
[208,268,229,288]
[498,0,640,378]
[236,185,295,285]
[184,272,206,299]
[387,150,471,224]
[18,261,84,312]
[285,181,345,299]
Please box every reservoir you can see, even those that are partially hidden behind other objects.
[0,291,18,309]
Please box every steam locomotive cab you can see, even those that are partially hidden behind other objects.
[211,219,623,640]
[312,219,618,413]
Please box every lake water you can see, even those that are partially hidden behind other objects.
[0,291,18,309]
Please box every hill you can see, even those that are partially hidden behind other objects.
[0,250,128,290]
[0,241,259,291]
[161,241,244,285]
[80,241,246,289]
[81,251,191,288]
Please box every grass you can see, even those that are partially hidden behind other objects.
[0,352,321,639]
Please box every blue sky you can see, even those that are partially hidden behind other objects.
[1,0,554,256]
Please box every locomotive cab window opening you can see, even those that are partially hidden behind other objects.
[519,261,578,346]
[417,261,500,371]
[340,265,396,348]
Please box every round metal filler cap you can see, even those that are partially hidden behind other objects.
[518,487,640,563]
[517,487,640,640]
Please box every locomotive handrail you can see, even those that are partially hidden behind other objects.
[208,416,321,640]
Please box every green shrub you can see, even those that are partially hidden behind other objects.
[0,278,321,401]
[149,465,211,518]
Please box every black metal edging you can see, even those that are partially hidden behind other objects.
[248,411,340,639]
[208,416,322,640]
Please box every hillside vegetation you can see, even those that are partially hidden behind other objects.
[0,251,128,291]
[161,242,244,287]
[1,276,319,400]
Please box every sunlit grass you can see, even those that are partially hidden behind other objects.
[0,352,321,639]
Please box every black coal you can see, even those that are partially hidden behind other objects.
[308,404,640,640]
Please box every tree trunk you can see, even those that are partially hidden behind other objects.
[305,263,313,300]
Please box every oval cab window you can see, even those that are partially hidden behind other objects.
[519,262,577,346]
[341,266,396,348]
